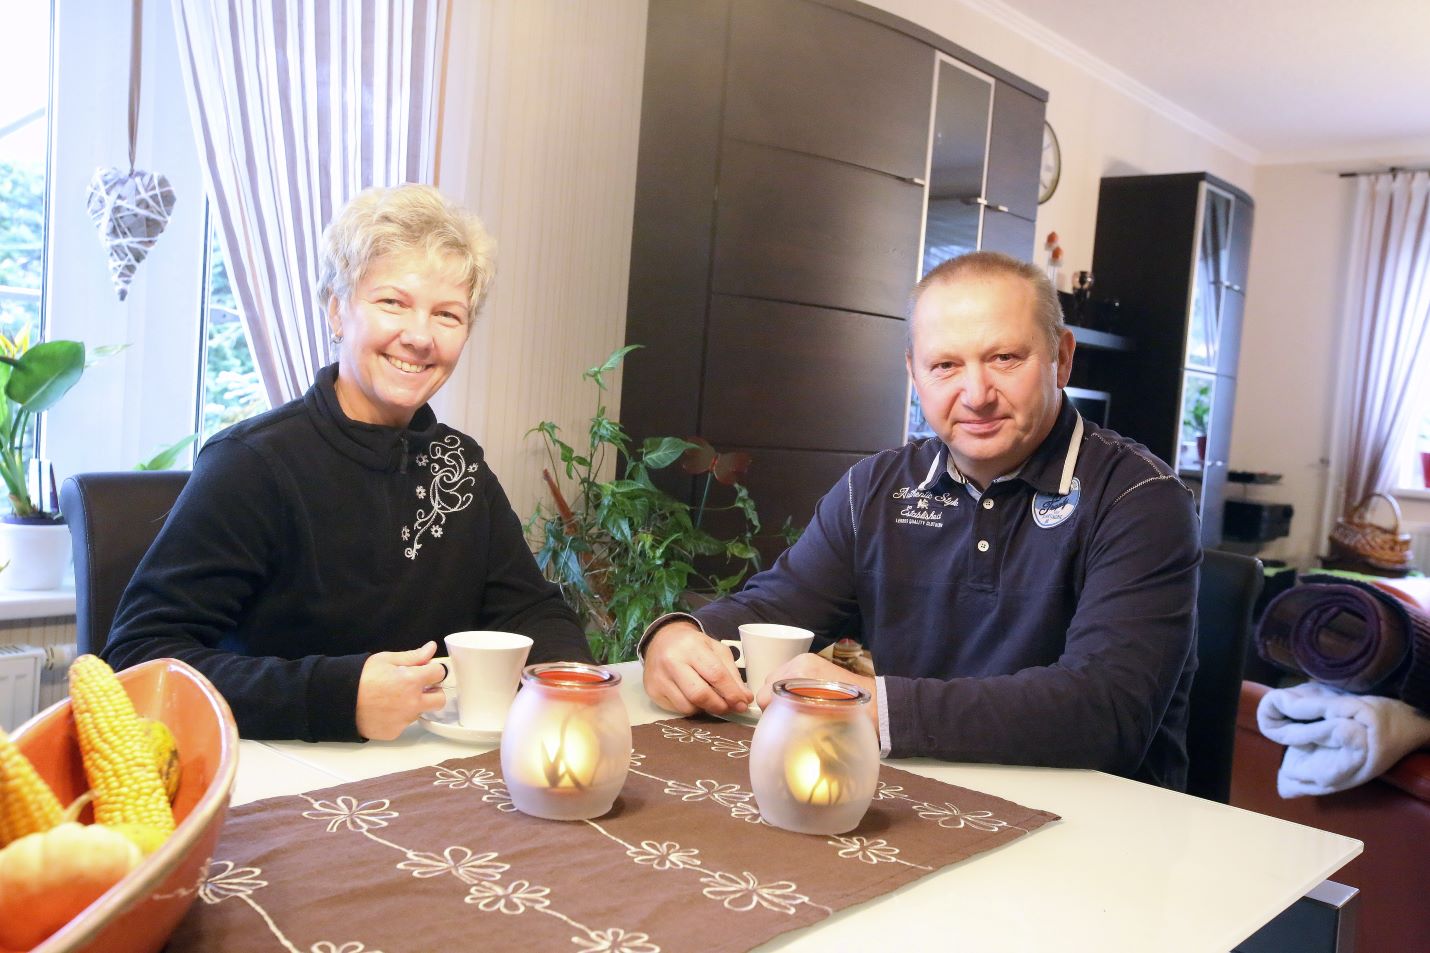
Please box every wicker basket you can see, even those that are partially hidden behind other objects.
[1328,492,1413,571]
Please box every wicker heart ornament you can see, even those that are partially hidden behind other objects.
[85,166,177,301]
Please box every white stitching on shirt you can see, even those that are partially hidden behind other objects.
[847,469,857,542]
[403,435,479,559]
[1083,431,1193,506]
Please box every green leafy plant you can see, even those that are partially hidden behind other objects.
[1183,382,1211,436]
[527,346,797,663]
[0,330,86,521]
[135,435,199,471]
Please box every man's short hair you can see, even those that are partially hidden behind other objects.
[907,251,1064,357]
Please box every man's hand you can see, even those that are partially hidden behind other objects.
[757,653,879,733]
[355,640,448,740]
[643,621,753,715]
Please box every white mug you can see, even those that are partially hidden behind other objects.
[720,623,814,694]
[443,631,534,730]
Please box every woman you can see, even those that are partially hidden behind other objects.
[104,184,593,741]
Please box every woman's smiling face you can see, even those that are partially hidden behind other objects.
[328,249,472,428]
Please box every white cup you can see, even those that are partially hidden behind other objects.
[720,623,815,694]
[443,631,534,730]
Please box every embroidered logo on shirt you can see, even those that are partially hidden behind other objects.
[402,434,480,559]
[1031,477,1080,529]
[891,485,957,528]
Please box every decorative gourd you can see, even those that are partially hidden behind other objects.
[0,822,142,949]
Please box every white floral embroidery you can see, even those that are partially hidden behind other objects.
[827,836,899,865]
[432,766,500,789]
[302,796,398,833]
[913,801,1009,833]
[659,724,710,744]
[874,781,906,800]
[198,861,267,904]
[699,871,809,915]
[626,840,702,871]
[729,801,767,825]
[571,928,661,953]
[398,847,508,884]
[708,736,751,759]
[401,526,411,541]
[416,454,428,466]
[465,879,552,914]
[405,434,478,559]
[628,750,646,767]
[482,785,518,812]
[311,943,382,953]
[663,778,751,808]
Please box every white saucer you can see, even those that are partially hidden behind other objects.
[719,703,761,726]
[420,699,503,744]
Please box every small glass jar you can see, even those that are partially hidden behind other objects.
[500,662,631,820]
[749,678,879,835]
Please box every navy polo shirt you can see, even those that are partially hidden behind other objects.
[694,397,1201,789]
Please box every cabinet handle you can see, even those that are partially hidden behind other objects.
[961,197,1011,213]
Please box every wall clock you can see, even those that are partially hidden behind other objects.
[1039,120,1061,204]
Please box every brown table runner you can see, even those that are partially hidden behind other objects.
[169,718,1058,953]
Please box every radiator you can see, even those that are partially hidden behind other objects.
[1409,523,1430,576]
[0,644,45,730]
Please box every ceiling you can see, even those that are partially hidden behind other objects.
[992,0,1430,165]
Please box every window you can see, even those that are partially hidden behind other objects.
[198,217,266,442]
[0,1,52,494]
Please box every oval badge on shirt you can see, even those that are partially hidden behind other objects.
[1032,477,1080,528]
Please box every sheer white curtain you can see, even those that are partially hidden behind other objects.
[1325,171,1430,530]
[172,0,448,405]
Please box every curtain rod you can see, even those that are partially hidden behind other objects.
[1338,165,1430,178]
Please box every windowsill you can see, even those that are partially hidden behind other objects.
[0,584,76,622]
[1393,487,1430,502]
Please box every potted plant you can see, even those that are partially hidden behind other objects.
[527,346,797,663]
[1183,382,1211,465]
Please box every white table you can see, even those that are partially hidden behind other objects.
[235,662,1360,953]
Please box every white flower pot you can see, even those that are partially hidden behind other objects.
[0,520,72,591]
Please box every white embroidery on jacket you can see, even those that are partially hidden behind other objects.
[403,435,478,559]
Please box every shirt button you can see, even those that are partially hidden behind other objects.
[982,498,994,509]
[977,539,990,552]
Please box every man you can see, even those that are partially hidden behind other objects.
[641,251,1200,789]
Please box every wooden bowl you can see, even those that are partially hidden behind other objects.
[8,658,238,953]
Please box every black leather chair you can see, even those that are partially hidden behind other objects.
[1185,548,1264,802]
[60,471,190,655]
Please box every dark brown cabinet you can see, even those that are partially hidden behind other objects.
[1089,172,1255,548]
[623,0,1047,554]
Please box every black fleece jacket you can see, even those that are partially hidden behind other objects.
[103,364,592,740]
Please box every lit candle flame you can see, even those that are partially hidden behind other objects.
[784,731,855,806]
[533,712,599,790]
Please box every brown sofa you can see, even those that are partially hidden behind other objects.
[1230,680,1430,953]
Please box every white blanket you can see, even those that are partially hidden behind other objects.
[1256,681,1430,798]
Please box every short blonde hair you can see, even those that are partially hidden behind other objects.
[317,184,496,316]
[909,251,1064,356]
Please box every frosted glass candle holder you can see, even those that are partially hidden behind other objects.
[500,663,631,820]
[749,678,879,835]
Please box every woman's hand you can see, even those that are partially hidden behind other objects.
[355,640,448,740]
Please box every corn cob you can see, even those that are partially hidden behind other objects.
[0,726,64,847]
[68,656,175,843]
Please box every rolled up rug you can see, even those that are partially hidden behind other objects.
[1256,681,1430,797]
[1255,576,1430,712]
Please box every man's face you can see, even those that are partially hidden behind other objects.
[907,273,1074,488]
